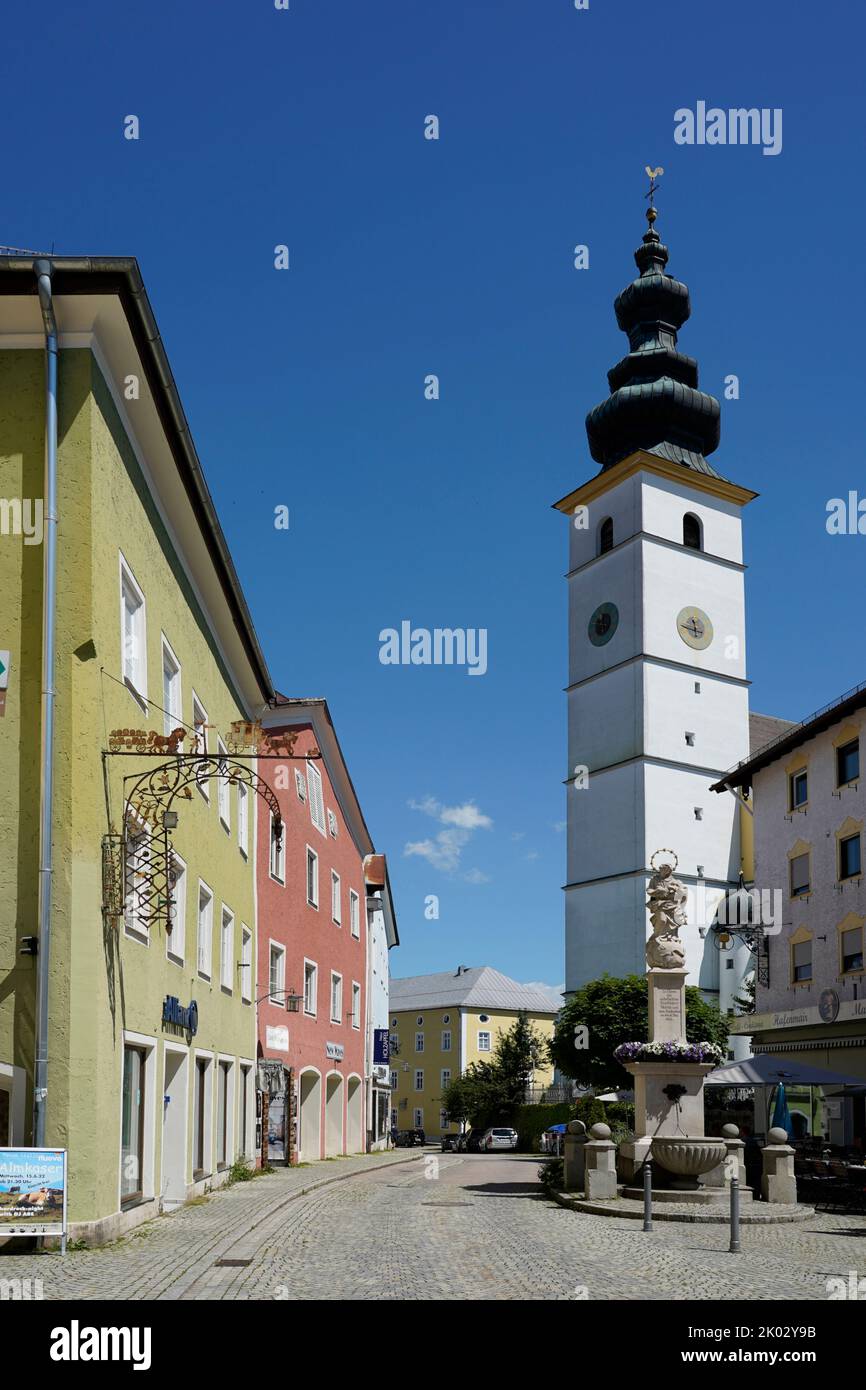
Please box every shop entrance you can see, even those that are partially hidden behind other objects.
[161,1048,189,1209]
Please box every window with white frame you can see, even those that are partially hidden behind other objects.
[477,1031,491,1052]
[389,1069,398,1090]
[295,769,306,801]
[217,737,230,831]
[349,889,360,939]
[270,943,286,1002]
[192,693,209,799]
[304,960,317,1016]
[237,782,249,858]
[269,813,285,883]
[197,882,213,978]
[414,1071,424,1092]
[161,637,181,737]
[441,1069,451,1090]
[331,870,341,925]
[124,827,150,943]
[330,972,342,1024]
[441,1030,451,1051]
[327,808,338,838]
[306,847,318,907]
[440,1110,449,1130]
[307,761,326,833]
[415,1032,424,1053]
[120,556,147,703]
[413,1108,423,1129]
[167,854,186,964]
[240,925,252,1002]
[351,981,361,1029]
[220,907,234,992]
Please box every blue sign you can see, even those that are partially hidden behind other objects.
[162,996,198,1036]
[373,1028,390,1065]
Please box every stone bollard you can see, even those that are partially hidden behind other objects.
[761,1126,797,1204]
[584,1123,618,1200]
[701,1122,747,1190]
[563,1120,588,1192]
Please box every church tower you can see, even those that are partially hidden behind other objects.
[554,193,756,1003]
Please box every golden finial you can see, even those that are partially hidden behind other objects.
[645,165,664,225]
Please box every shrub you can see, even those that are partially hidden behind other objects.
[537,1156,564,1196]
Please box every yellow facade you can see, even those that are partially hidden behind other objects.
[388,1005,556,1138]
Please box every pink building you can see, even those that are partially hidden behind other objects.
[256,697,389,1163]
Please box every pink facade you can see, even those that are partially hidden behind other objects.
[256,717,369,1162]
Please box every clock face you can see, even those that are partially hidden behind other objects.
[588,601,619,646]
[676,605,713,650]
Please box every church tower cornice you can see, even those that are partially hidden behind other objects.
[552,447,758,516]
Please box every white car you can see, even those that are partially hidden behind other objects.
[481,1127,518,1152]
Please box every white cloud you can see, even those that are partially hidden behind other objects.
[552,820,566,833]
[522,980,565,1005]
[404,795,492,875]
[463,867,491,885]
[524,850,540,862]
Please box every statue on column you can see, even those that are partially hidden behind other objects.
[646,850,687,970]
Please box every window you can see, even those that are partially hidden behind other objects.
[270,943,286,1001]
[352,981,361,1030]
[330,972,343,1024]
[413,1108,423,1129]
[441,1069,451,1090]
[441,1030,451,1052]
[837,740,860,787]
[167,854,186,964]
[307,761,326,833]
[790,769,808,809]
[478,1031,491,1052]
[295,769,306,801]
[790,853,810,898]
[685,732,695,747]
[304,961,318,1016]
[440,1111,449,1131]
[331,870,341,925]
[390,1069,398,1091]
[120,556,147,704]
[240,1064,253,1157]
[792,939,812,984]
[161,637,181,736]
[416,1016,424,1026]
[217,1060,232,1169]
[269,813,285,883]
[124,827,149,943]
[442,1013,450,1024]
[306,847,319,907]
[683,513,703,550]
[842,925,864,973]
[414,1070,424,1092]
[598,516,613,555]
[217,737,230,831]
[725,958,734,970]
[327,808,338,838]
[192,693,209,799]
[840,834,861,880]
[240,926,252,1002]
[197,882,213,978]
[120,1044,146,1204]
[220,907,234,992]
[193,1056,211,1177]
[237,783,249,858]
[350,889,360,938]
[415,1033,424,1053]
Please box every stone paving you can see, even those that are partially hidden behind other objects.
[2,1150,865,1300]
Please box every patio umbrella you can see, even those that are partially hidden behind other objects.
[771,1082,793,1139]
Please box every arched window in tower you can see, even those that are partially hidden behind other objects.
[598,517,614,555]
[683,513,703,551]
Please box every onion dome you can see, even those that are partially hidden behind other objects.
[585,201,722,475]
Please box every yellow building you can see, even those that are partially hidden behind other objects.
[388,967,560,1138]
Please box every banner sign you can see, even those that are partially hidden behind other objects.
[0,1148,67,1240]
[373,1028,390,1065]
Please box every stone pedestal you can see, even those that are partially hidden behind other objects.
[762,1127,797,1204]
[584,1124,617,1200]
[648,969,688,1042]
[563,1120,588,1193]
[701,1124,746,1191]
[619,1062,716,1183]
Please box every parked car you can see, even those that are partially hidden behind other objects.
[394,1128,426,1147]
[481,1127,518,1152]
[465,1129,486,1152]
[440,1133,459,1152]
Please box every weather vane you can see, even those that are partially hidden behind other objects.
[644,165,663,224]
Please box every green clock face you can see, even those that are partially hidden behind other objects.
[676,605,713,650]
[588,601,619,646]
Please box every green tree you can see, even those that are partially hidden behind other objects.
[441,1011,547,1129]
[549,973,729,1091]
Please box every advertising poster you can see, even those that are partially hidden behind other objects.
[0,1147,67,1237]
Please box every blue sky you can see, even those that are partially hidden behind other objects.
[5,0,865,991]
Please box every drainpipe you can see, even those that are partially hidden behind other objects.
[33,258,58,1147]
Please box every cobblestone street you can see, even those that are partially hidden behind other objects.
[3,1150,865,1301]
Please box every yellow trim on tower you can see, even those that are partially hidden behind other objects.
[552,449,758,515]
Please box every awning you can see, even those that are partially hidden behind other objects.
[706,1053,866,1089]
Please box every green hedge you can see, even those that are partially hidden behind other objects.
[515,1103,574,1152]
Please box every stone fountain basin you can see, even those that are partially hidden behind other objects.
[651,1137,726,1178]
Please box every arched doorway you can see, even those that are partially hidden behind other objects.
[346,1075,364,1154]
[298,1069,322,1163]
[325,1073,344,1156]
